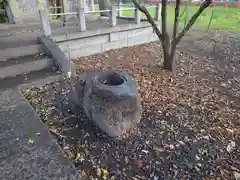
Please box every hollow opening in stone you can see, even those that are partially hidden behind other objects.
[99,72,125,86]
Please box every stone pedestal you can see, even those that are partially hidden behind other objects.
[70,71,142,137]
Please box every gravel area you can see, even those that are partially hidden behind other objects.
[22,30,240,180]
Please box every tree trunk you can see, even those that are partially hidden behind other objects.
[163,47,175,72]
[98,0,111,16]
[132,0,212,73]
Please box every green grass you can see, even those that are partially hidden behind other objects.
[121,4,240,31]
[0,8,7,23]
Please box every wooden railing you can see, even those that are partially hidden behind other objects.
[39,3,161,36]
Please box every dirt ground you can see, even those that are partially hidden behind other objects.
[22,30,240,180]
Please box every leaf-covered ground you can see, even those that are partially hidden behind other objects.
[22,30,240,180]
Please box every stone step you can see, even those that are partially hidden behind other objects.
[0,53,46,67]
[0,44,44,60]
[0,67,58,90]
[0,22,56,34]
[0,20,77,34]
[0,32,42,50]
[0,23,42,32]
[0,21,73,39]
[0,55,53,79]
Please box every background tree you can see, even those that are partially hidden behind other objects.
[132,0,212,73]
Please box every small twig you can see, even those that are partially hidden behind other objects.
[175,0,212,45]
[179,3,187,19]
[49,128,66,139]
[207,8,215,31]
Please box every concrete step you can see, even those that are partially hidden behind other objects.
[0,20,75,36]
[0,28,60,89]
[0,32,42,50]
[0,44,44,60]
[0,23,42,33]
[0,55,53,79]
[0,53,46,67]
[0,67,58,90]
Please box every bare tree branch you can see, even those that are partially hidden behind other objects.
[175,0,212,44]
[179,3,187,19]
[132,0,163,42]
[172,0,181,40]
[161,0,168,42]
[184,4,188,28]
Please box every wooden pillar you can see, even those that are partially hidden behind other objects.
[134,7,140,24]
[117,0,122,17]
[77,5,86,31]
[110,6,117,26]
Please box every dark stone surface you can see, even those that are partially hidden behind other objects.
[0,88,80,180]
[74,71,142,137]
